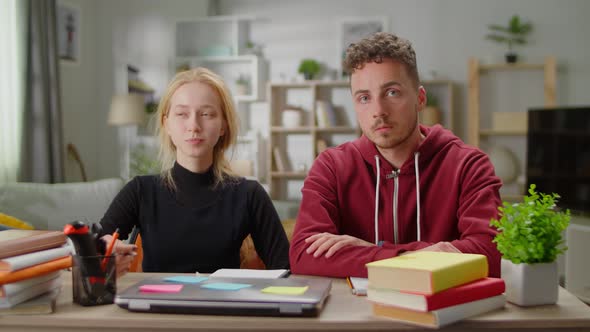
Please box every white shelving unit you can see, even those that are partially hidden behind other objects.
[173,55,264,102]
[173,16,268,179]
[173,16,265,101]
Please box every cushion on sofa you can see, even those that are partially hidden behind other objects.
[0,213,34,230]
[0,178,124,231]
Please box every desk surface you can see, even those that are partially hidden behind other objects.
[1,272,589,332]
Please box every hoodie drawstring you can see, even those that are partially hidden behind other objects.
[374,155,380,245]
[414,152,421,242]
[373,152,422,245]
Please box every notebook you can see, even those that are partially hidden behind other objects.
[115,275,331,317]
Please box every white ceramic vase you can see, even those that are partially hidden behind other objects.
[501,258,558,306]
[282,110,302,128]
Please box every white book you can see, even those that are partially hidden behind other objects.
[347,277,368,296]
[0,288,60,315]
[0,245,73,272]
[0,275,62,308]
[372,294,506,328]
[273,147,287,172]
[0,270,61,298]
[209,268,290,279]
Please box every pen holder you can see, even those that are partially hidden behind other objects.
[72,255,116,306]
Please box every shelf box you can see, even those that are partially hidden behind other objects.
[492,112,528,132]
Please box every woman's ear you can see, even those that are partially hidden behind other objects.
[220,120,226,137]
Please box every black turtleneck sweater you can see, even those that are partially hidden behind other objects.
[100,162,290,273]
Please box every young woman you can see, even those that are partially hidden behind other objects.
[100,68,289,274]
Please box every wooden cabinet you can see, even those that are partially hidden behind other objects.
[267,81,359,200]
[267,79,456,200]
[467,56,557,201]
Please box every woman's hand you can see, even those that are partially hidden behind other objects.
[101,235,137,278]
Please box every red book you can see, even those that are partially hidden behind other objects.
[368,277,505,312]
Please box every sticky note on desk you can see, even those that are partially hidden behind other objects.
[139,284,184,293]
[164,276,208,284]
[201,283,251,291]
[261,286,308,295]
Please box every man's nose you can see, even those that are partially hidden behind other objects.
[372,98,387,118]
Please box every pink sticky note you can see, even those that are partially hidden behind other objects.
[139,284,184,293]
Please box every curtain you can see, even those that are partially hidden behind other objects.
[0,0,27,183]
[20,0,64,183]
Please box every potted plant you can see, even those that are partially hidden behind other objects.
[298,59,321,80]
[235,74,249,96]
[490,184,570,306]
[420,92,441,126]
[486,14,533,63]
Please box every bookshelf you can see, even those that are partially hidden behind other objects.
[467,56,557,201]
[267,81,359,200]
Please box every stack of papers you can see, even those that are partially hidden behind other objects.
[209,269,289,279]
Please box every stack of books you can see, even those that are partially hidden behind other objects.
[0,230,72,314]
[366,252,506,328]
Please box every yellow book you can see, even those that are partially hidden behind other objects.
[366,252,488,295]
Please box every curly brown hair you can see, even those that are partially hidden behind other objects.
[343,32,419,87]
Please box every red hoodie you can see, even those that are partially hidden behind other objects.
[289,125,502,278]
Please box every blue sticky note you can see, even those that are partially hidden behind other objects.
[201,283,252,291]
[164,276,208,284]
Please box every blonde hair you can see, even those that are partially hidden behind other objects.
[155,68,239,189]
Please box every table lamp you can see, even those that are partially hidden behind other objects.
[108,94,146,179]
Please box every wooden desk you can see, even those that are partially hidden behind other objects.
[1,272,589,332]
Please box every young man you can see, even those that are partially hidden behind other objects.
[289,32,501,278]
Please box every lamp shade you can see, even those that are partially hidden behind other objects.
[108,94,146,126]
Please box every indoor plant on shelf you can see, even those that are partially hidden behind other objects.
[490,184,570,306]
[235,74,250,96]
[298,59,321,80]
[420,92,441,126]
[486,14,533,63]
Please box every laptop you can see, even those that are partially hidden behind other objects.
[115,276,331,317]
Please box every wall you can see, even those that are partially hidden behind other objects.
[217,0,590,140]
[61,0,590,180]
[59,0,98,182]
[59,0,209,181]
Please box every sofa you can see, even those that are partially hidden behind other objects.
[0,179,299,270]
[0,178,125,231]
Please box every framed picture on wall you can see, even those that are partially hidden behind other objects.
[337,17,388,78]
[57,1,81,65]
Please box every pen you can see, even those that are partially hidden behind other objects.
[346,277,353,290]
[102,228,119,271]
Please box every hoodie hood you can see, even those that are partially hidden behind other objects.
[354,124,462,175]
[353,124,464,244]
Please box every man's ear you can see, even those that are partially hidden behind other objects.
[417,86,427,112]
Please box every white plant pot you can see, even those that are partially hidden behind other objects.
[501,258,558,306]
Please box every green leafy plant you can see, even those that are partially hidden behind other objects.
[298,59,321,80]
[486,14,533,53]
[426,92,439,108]
[130,144,159,178]
[236,74,249,86]
[490,184,570,264]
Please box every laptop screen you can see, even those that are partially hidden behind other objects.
[115,276,332,317]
